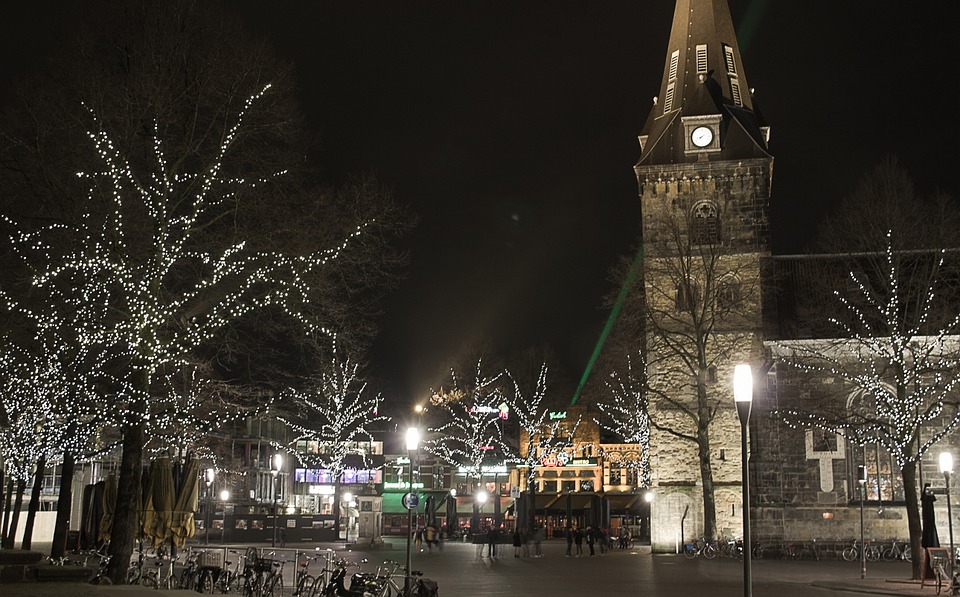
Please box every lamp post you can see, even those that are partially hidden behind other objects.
[271,453,283,548]
[733,364,753,597]
[343,492,353,547]
[205,468,215,545]
[941,452,955,580]
[220,489,230,544]
[405,427,420,597]
[857,465,867,579]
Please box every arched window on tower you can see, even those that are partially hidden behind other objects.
[717,275,742,310]
[690,201,720,245]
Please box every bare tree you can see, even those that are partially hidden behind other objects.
[640,199,764,542]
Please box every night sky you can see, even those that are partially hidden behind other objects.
[3,2,958,404]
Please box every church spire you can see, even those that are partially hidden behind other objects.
[637,0,769,166]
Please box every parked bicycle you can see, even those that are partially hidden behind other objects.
[881,539,912,562]
[683,537,718,559]
[719,537,743,559]
[841,538,881,562]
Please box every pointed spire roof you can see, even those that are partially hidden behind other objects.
[637,0,770,166]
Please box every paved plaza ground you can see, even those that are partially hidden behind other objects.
[1,539,937,596]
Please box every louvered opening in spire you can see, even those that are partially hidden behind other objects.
[655,0,753,116]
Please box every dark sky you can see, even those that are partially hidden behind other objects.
[3,2,958,404]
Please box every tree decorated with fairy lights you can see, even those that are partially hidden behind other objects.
[0,2,408,576]
[276,343,388,542]
[776,235,960,578]
[0,302,107,554]
[596,353,651,490]
[504,362,580,531]
[425,361,509,528]
[774,158,960,578]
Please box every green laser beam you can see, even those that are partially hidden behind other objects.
[737,0,770,55]
[570,243,644,406]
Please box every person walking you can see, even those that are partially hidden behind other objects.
[487,525,498,558]
[565,526,574,557]
[586,526,595,556]
[574,526,584,556]
[598,527,607,555]
[534,524,544,557]
[415,526,424,552]
[425,523,437,553]
[513,528,522,558]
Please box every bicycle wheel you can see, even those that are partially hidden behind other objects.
[882,547,895,561]
[683,544,698,559]
[142,571,159,589]
[703,543,719,559]
[841,546,858,562]
[752,544,764,559]
[295,575,314,597]
[126,567,140,585]
[865,546,881,562]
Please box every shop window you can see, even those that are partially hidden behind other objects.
[543,480,557,493]
[561,481,576,493]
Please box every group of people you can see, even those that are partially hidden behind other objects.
[414,522,443,553]
[476,524,547,558]
[565,525,613,557]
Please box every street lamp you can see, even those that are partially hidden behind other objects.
[941,452,954,579]
[205,468,215,545]
[271,453,283,548]
[220,489,230,544]
[405,427,420,597]
[733,364,753,597]
[857,464,867,579]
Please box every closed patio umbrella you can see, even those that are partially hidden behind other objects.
[171,458,199,547]
[98,473,118,543]
[143,457,175,549]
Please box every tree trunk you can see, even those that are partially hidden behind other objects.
[21,455,46,550]
[902,461,924,579]
[528,474,537,534]
[697,408,717,542]
[333,478,342,543]
[2,479,27,549]
[684,382,717,541]
[51,451,76,558]
[107,421,144,584]
[1,475,11,545]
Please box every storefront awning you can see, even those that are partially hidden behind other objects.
[604,494,643,513]
[539,493,597,512]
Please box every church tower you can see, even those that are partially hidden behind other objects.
[635,0,773,550]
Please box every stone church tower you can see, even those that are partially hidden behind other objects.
[634,0,773,551]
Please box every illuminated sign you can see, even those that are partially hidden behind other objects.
[457,465,508,475]
[383,481,425,490]
[549,411,567,420]
[469,403,510,420]
[539,453,597,468]
[307,485,336,495]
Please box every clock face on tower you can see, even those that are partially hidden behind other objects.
[691,126,714,148]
